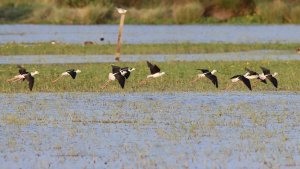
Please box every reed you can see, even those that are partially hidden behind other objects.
[0,43,299,55]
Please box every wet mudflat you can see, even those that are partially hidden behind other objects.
[0,50,298,64]
[0,92,299,168]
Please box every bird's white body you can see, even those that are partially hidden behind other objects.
[14,74,26,80]
[108,73,116,81]
[244,72,259,80]
[116,8,127,14]
[62,72,69,76]
[62,69,81,76]
[11,71,38,81]
[259,72,278,80]
[198,69,217,78]
[147,72,165,78]
[231,77,240,82]
[30,71,39,76]
[120,68,135,76]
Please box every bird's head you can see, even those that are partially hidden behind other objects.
[76,69,81,73]
[211,70,217,74]
[130,68,136,72]
[31,71,39,76]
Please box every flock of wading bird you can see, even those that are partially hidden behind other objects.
[6,61,278,91]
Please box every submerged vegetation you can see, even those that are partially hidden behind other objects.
[1,0,300,24]
[0,42,299,55]
[0,60,299,92]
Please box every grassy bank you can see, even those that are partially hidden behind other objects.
[1,0,300,24]
[0,43,299,55]
[0,61,299,92]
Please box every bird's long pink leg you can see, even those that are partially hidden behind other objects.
[52,76,63,83]
[225,83,234,90]
[251,80,259,88]
[11,77,24,83]
[139,78,150,85]
[100,80,112,90]
[191,76,200,83]
[6,77,17,82]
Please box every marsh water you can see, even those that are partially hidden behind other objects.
[0,50,298,64]
[1,92,300,168]
[1,24,300,44]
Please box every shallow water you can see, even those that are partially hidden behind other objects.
[0,50,298,64]
[0,92,300,168]
[1,24,300,44]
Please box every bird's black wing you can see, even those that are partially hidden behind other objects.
[67,69,77,79]
[112,65,121,74]
[66,69,75,72]
[260,79,267,84]
[69,72,77,79]
[147,61,160,74]
[25,74,34,91]
[206,74,218,88]
[114,72,126,88]
[260,67,270,75]
[121,67,131,79]
[123,71,131,79]
[17,65,28,75]
[267,76,278,88]
[245,68,258,75]
[239,76,252,91]
[197,69,209,73]
[147,61,154,69]
[230,75,241,79]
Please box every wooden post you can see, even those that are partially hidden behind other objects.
[115,14,126,61]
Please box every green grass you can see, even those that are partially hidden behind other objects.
[1,60,299,92]
[0,42,299,55]
[1,0,300,24]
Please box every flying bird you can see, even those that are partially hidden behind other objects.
[116,8,127,14]
[52,69,81,83]
[244,67,267,84]
[101,65,135,89]
[6,65,39,91]
[230,75,252,91]
[193,69,218,88]
[146,61,165,78]
[259,67,278,88]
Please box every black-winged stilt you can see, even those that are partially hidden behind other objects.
[146,61,165,78]
[101,65,135,89]
[259,67,278,88]
[140,61,165,84]
[52,69,81,83]
[192,69,218,88]
[230,75,252,91]
[244,67,267,84]
[6,65,39,91]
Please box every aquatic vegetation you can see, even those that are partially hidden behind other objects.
[0,42,299,55]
